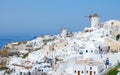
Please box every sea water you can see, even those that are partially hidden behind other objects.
[0,35,34,50]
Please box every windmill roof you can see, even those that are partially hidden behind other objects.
[92,13,99,17]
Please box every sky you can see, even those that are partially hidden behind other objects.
[0,0,120,37]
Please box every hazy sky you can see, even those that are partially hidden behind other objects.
[0,0,120,36]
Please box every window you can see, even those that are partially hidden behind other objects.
[106,34,108,36]
[52,48,54,51]
[90,67,92,70]
[74,70,76,73]
[86,50,88,53]
[111,22,114,25]
[91,50,93,53]
[81,71,84,74]
[79,50,83,54]
[94,71,96,74]
[86,71,88,73]
[35,67,37,70]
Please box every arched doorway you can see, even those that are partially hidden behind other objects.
[78,71,80,75]
[90,71,92,75]
[116,34,120,41]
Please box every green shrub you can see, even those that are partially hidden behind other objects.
[107,67,119,75]
[111,50,118,53]
[4,69,11,74]
[0,67,8,70]
[22,53,29,58]
[43,38,55,43]
[35,47,41,51]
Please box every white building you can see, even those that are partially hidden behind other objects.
[78,42,99,58]
[90,13,101,29]
[73,58,104,75]
[61,28,68,37]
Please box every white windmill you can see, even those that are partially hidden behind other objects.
[85,12,101,29]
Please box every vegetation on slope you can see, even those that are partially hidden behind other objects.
[107,66,119,75]
[22,53,29,58]
[0,49,8,56]
[0,67,8,70]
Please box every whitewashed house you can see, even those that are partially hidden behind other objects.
[78,43,99,58]
[73,58,104,75]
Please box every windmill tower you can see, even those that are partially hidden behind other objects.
[60,27,68,37]
[90,13,100,29]
[86,13,101,29]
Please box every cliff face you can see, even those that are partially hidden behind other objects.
[0,48,8,57]
[104,37,120,52]
[104,20,120,41]
[0,57,8,70]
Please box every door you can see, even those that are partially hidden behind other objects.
[78,71,80,75]
[90,71,92,75]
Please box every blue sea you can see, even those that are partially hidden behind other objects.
[0,35,35,50]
